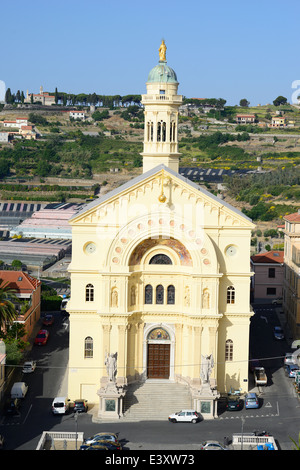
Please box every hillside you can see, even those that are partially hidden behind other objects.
[0,104,299,244]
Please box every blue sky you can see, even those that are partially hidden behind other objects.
[1,0,300,105]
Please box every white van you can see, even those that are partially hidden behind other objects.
[52,397,70,415]
[11,382,28,399]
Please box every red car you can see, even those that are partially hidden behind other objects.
[43,315,54,326]
[34,329,49,346]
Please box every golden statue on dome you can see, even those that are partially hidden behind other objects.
[159,39,167,61]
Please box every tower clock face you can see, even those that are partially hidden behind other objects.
[85,242,96,254]
[225,245,237,257]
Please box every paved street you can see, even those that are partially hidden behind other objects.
[1,305,300,450]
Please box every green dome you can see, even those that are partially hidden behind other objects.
[147,60,178,83]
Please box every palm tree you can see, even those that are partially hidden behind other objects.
[0,281,19,330]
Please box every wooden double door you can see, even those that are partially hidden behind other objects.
[147,343,170,379]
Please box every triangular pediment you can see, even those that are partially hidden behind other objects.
[70,165,255,229]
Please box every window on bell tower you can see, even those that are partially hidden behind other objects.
[147,121,153,142]
[157,121,166,142]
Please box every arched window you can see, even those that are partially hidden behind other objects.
[170,122,176,142]
[157,121,166,142]
[167,285,175,304]
[225,339,233,361]
[156,285,164,304]
[149,254,172,265]
[84,336,93,358]
[85,284,94,302]
[157,121,161,141]
[162,121,166,142]
[147,121,153,141]
[145,284,153,304]
[227,286,235,304]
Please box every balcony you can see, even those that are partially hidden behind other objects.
[36,431,84,450]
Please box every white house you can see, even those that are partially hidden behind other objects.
[69,110,86,120]
[3,117,28,129]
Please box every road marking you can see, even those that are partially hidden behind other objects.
[21,404,32,425]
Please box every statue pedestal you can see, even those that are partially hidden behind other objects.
[192,383,220,420]
[97,382,126,420]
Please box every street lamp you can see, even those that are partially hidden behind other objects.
[241,416,245,450]
[74,411,79,450]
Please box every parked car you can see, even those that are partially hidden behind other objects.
[22,361,36,373]
[34,329,49,346]
[80,443,110,451]
[245,392,260,409]
[51,397,71,415]
[273,326,284,340]
[226,396,243,411]
[284,353,295,365]
[200,440,228,450]
[4,398,21,415]
[80,440,122,450]
[73,399,88,413]
[285,364,300,378]
[84,432,120,446]
[168,409,200,423]
[11,382,28,399]
[43,314,54,326]
[272,298,283,306]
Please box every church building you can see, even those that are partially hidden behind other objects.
[67,42,255,418]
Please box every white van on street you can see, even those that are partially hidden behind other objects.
[51,397,70,415]
[11,382,28,399]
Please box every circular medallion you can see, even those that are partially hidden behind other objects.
[226,245,237,257]
[85,242,96,254]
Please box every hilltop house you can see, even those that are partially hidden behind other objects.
[69,110,86,120]
[24,86,55,106]
[3,117,28,129]
[270,116,286,128]
[236,114,256,124]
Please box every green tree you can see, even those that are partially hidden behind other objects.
[0,323,29,350]
[5,88,13,104]
[11,259,22,269]
[239,98,250,107]
[273,95,287,106]
[0,281,19,329]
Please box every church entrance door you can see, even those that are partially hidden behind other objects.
[147,343,170,379]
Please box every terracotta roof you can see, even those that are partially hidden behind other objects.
[236,114,255,117]
[284,212,300,222]
[251,250,284,264]
[0,271,41,293]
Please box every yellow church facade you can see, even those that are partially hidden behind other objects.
[67,43,255,414]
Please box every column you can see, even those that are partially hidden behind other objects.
[117,324,129,386]
[193,326,203,387]
[100,324,111,386]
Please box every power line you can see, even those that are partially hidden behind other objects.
[5,353,292,371]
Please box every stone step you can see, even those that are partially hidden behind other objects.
[122,381,192,421]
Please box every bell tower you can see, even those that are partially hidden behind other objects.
[141,41,182,174]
